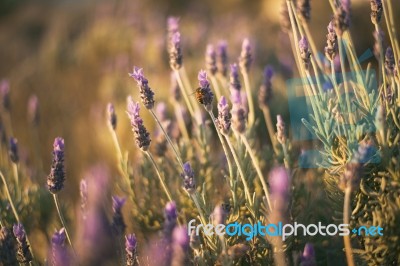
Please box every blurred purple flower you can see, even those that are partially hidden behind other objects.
[165,201,178,222]
[172,227,189,265]
[156,102,168,122]
[216,40,228,77]
[181,162,196,193]
[231,105,247,134]
[169,32,183,70]
[212,204,227,225]
[9,137,19,163]
[0,227,18,265]
[297,0,311,22]
[125,234,139,266]
[196,70,214,111]
[27,94,39,126]
[50,228,70,266]
[47,137,66,194]
[229,63,242,92]
[111,196,126,235]
[0,79,10,111]
[299,243,316,266]
[13,223,33,263]
[126,96,151,151]
[205,44,217,76]
[258,65,274,107]
[373,29,385,60]
[385,47,395,75]
[216,96,232,135]
[325,20,337,61]
[167,16,180,34]
[80,179,88,220]
[299,36,311,69]
[239,38,252,73]
[107,103,117,130]
[129,67,155,109]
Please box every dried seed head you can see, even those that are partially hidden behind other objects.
[126,97,151,151]
[258,65,274,107]
[107,103,117,130]
[129,67,155,109]
[125,234,139,266]
[181,162,196,194]
[27,94,39,126]
[385,47,395,75]
[9,137,19,163]
[297,0,311,22]
[325,20,338,61]
[299,36,311,69]
[13,223,33,263]
[196,70,214,111]
[216,96,232,135]
[205,44,217,76]
[47,137,66,194]
[370,0,382,24]
[239,38,252,73]
[216,40,228,77]
[276,115,287,145]
[111,196,126,235]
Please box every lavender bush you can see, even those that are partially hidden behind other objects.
[0,0,399,265]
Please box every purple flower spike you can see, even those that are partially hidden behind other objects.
[216,96,232,135]
[51,228,69,266]
[181,162,196,194]
[196,70,214,111]
[269,166,290,196]
[333,0,350,36]
[28,95,39,126]
[216,40,228,77]
[129,67,155,109]
[385,47,395,75]
[165,201,178,222]
[239,38,252,73]
[111,196,126,235]
[47,137,66,194]
[229,63,241,92]
[125,234,139,266]
[167,17,180,34]
[126,96,151,151]
[107,103,117,130]
[0,79,10,111]
[9,137,19,163]
[169,32,183,70]
[259,65,274,107]
[299,243,316,266]
[13,223,33,263]
[173,227,189,249]
[171,227,190,265]
[205,44,217,76]
[370,0,382,24]
[0,227,18,265]
[52,228,66,246]
[299,36,311,69]
[325,20,338,61]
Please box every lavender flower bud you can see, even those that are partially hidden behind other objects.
[180,162,196,194]
[172,227,189,266]
[297,0,311,22]
[156,102,168,122]
[370,0,382,24]
[126,97,151,151]
[205,44,217,76]
[216,96,232,135]
[0,79,11,111]
[299,243,316,266]
[169,32,183,70]
[299,36,311,70]
[47,137,66,194]
[28,94,39,126]
[229,63,242,92]
[170,72,181,101]
[231,102,247,134]
[333,0,350,36]
[0,227,18,265]
[13,223,33,263]
[111,196,126,235]
[107,103,117,130]
[325,20,338,61]
[125,234,139,266]
[167,17,180,37]
[385,47,395,75]
[258,65,274,107]
[51,228,69,266]
[280,1,291,33]
[80,179,88,220]
[276,115,287,144]
[239,38,252,73]
[9,137,19,163]
[129,67,155,109]
[216,40,228,77]
[196,70,214,111]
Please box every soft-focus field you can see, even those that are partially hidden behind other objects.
[0,0,400,265]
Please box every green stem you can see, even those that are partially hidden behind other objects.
[242,72,255,126]
[240,135,272,211]
[338,36,352,123]
[261,106,278,154]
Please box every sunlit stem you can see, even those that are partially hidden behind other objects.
[343,186,355,266]
[174,70,195,119]
[261,106,278,154]
[240,135,272,211]
[242,72,255,126]
[145,151,173,202]
[173,101,190,140]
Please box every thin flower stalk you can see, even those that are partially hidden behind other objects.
[338,37,352,121]
[181,66,202,114]
[174,70,195,119]
[261,106,279,154]
[343,186,355,266]
[145,151,173,202]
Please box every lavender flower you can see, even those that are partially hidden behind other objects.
[0,227,17,265]
[269,167,290,221]
[231,104,247,134]
[111,196,126,235]
[180,162,196,194]
[13,223,33,263]
[28,94,39,126]
[370,0,382,25]
[164,201,178,241]
[385,47,395,75]
[80,179,88,220]
[167,16,180,37]
[51,228,69,266]
[9,137,19,163]
[216,96,232,135]
[107,103,117,130]
[333,0,351,36]
[299,36,311,70]
[258,65,274,107]
[325,20,338,61]
[196,70,214,111]
[297,0,311,22]
[229,63,242,92]
[156,102,168,122]
[129,67,155,109]
[299,243,317,266]
[216,40,228,77]
[169,32,183,70]
[276,115,287,145]
[171,227,189,266]
[47,137,66,194]
[205,44,217,76]
[239,38,252,73]
[170,72,180,101]
[0,79,10,111]
[125,234,139,266]
[126,97,151,151]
